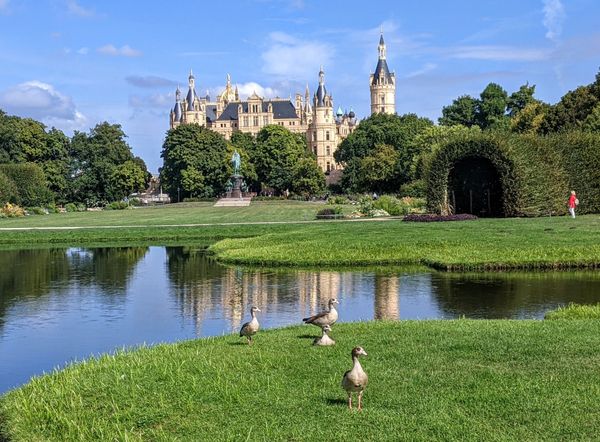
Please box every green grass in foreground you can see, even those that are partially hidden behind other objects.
[1,321,599,441]
[545,302,600,319]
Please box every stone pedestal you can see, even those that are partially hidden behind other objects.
[230,175,242,199]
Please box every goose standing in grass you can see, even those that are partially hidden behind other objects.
[313,324,335,346]
[341,347,368,410]
[303,298,339,329]
[239,306,260,345]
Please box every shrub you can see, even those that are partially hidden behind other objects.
[373,195,409,216]
[403,213,478,222]
[400,179,426,198]
[105,201,129,210]
[129,198,143,206]
[426,132,567,217]
[0,163,53,207]
[1,203,25,218]
[182,197,217,203]
[545,303,600,320]
[358,195,375,215]
[0,171,18,204]
[316,206,344,219]
[27,207,48,215]
[327,196,351,205]
[65,203,78,212]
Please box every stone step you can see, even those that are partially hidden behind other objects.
[213,198,253,207]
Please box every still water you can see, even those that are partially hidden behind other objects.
[1,246,600,393]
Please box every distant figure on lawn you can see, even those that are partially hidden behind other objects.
[568,190,578,218]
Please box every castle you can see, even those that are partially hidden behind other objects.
[169,34,396,173]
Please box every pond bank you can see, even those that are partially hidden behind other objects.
[2,320,599,441]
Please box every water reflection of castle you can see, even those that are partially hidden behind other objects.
[167,248,401,333]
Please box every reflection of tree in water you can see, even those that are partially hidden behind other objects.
[432,272,600,318]
[68,247,149,296]
[0,249,71,331]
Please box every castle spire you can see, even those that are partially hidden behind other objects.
[378,32,386,60]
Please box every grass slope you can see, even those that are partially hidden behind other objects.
[1,321,599,441]
[545,303,600,319]
[210,215,600,270]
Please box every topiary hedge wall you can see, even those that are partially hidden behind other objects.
[547,131,600,215]
[426,132,568,217]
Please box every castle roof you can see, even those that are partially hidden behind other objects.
[216,100,298,121]
[372,59,394,85]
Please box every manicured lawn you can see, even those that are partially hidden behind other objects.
[0,200,330,228]
[1,320,599,441]
[210,215,600,270]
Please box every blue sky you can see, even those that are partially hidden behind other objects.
[0,0,599,172]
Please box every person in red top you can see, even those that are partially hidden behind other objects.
[568,190,578,218]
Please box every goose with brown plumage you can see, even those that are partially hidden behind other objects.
[313,324,335,346]
[341,346,368,410]
[239,306,260,345]
[302,298,339,328]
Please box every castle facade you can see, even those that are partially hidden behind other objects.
[169,34,395,173]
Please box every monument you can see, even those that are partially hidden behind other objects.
[214,150,252,207]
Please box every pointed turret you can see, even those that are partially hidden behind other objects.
[315,66,328,107]
[186,68,197,111]
[370,33,396,115]
[173,86,183,122]
[234,85,239,101]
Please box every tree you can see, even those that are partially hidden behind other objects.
[356,144,398,193]
[227,135,259,191]
[477,83,509,129]
[291,157,325,196]
[0,170,18,204]
[511,102,549,134]
[582,104,600,132]
[507,83,538,117]
[160,124,229,200]
[70,122,147,204]
[439,95,478,127]
[335,113,433,192]
[0,163,52,206]
[253,125,309,193]
[109,160,148,199]
[541,86,598,133]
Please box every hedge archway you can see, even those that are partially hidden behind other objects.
[426,133,568,217]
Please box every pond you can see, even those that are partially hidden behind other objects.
[1,246,600,393]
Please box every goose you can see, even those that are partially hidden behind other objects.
[303,298,339,328]
[313,324,335,346]
[239,306,261,345]
[341,347,368,410]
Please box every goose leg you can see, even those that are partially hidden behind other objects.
[247,336,252,346]
[347,393,352,410]
[358,391,363,411]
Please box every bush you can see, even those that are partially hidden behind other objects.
[0,171,18,204]
[426,132,568,217]
[182,197,217,203]
[327,196,351,205]
[545,303,600,320]
[403,213,478,222]
[27,207,48,215]
[373,195,409,216]
[400,179,426,198]
[105,201,129,210]
[65,203,78,212]
[316,206,344,219]
[0,163,53,207]
[1,202,25,218]
[129,198,143,206]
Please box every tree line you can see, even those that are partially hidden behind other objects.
[335,69,600,195]
[0,111,150,207]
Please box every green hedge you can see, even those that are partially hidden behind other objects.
[0,163,53,207]
[547,132,600,215]
[426,133,567,217]
[0,170,18,204]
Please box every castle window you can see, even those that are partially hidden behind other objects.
[253,116,259,126]
[313,145,317,155]
[381,107,385,113]
[326,131,330,141]
[381,95,385,104]
[326,162,331,172]
[243,116,249,127]
[326,146,331,156]
[252,104,259,113]
[313,131,317,141]
[263,116,268,126]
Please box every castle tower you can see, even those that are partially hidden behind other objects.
[169,86,183,129]
[307,67,337,172]
[182,69,207,126]
[370,33,396,115]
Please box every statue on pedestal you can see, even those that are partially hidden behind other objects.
[231,150,241,176]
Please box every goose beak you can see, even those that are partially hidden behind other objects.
[361,349,368,356]
[256,308,261,312]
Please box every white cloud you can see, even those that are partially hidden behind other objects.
[446,45,551,61]
[77,47,89,55]
[261,32,333,80]
[66,0,95,17]
[543,0,566,43]
[98,44,142,57]
[126,75,177,88]
[0,81,88,131]
[129,92,173,108]
[235,82,283,99]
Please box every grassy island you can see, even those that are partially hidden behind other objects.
[1,320,599,441]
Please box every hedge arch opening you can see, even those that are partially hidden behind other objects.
[448,156,504,217]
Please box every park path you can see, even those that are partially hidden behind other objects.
[0,217,398,231]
